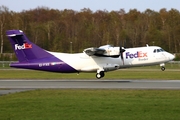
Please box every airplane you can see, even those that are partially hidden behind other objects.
[6,30,175,79]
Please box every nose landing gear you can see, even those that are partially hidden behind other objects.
[160,63,165,71]
[161,66,165,71]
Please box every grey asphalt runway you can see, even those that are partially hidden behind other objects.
[0,79,180,95]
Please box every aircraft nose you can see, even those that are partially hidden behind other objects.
[169,53,175,60]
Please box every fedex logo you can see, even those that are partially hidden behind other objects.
[15,43,32,50]
[126,51,147,59]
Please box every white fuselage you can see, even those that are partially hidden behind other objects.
[49,46,175,73]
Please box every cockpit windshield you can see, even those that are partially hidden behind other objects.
[153,48,165,53]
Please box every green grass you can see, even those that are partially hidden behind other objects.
[0,68,180,80]
[0,89,180,120]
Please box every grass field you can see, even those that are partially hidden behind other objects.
[0,89,180,120]
[1,69,180,80]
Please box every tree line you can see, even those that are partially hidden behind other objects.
[1,5,180,55]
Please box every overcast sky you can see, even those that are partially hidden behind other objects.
[1,0,180,12]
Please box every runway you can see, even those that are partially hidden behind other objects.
[1,79,180,89]
[0,79,180,95]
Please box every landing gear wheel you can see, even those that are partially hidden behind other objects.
[161,66,165,71]
[96,71,105,79]
[96,73,101,79]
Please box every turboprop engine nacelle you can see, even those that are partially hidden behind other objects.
[102,47,120,56]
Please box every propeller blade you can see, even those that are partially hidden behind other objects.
[119,43,125,65]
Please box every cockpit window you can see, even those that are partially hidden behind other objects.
[153,48,165,53]
[153,49,156,53]
[160,48,164,52]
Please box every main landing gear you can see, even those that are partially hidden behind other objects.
[96,71,105,79]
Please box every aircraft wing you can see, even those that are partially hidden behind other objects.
[83,47,106,56]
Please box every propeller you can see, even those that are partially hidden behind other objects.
[119,43,126,65]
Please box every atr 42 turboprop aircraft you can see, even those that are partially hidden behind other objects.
[6,30,175,79]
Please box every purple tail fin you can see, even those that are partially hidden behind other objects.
[6,30,53,62]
